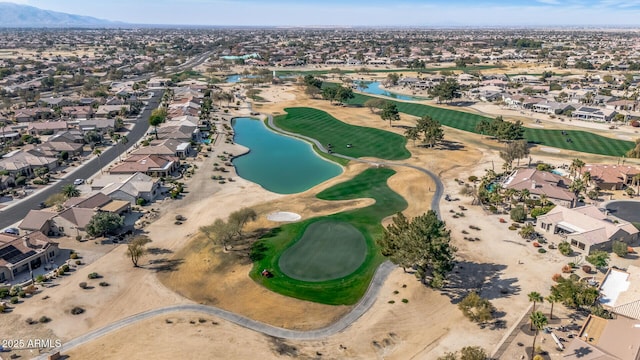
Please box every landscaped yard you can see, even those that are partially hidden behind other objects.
[346,93,634,157]
[274,107,411,160]
[250,167,407,305]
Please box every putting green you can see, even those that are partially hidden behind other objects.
[278,220,367,282]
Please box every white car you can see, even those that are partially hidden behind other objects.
[73,179,85,185]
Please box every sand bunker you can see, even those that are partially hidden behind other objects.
[267,211,302,222]
[540,147,561,153]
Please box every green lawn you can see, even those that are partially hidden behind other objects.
[275,65,498,76]
[250,167,407,305]
[278,220,367,282]
[346,93,634,157]
[275,107,411,160]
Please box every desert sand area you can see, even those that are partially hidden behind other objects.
[6,79,640,360]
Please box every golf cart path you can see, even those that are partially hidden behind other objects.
[36,113,445,358]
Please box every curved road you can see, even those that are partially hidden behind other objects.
[35,112,445,358]
[0,89,163,229]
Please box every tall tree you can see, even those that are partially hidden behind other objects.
[528,291,544,330]
[126,235,152,267]
[404,127,420,147]
[200,219,235,251]
[570,158,585,179]
[378,211,456,287]
[86,212,124,237]
[149,108,167,140]
[380,102,400,127]
[416,115,444,148]
[228,207,257,236]
[530,311,548,359]
[545,294,560,320]
[429,78,461,103]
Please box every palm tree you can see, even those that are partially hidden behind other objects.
[93,148,103,174]
[530,311,548,359]
[570,158,585,180]
[118,135,129,161]
[528,291,544,330]
[539,194,549,207]
[582,171,592,187]
[61,184,80,198]
[570,178,586,198]
[545,294,560,320]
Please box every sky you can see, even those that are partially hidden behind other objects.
[6,0,640,26]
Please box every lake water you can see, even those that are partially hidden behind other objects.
[231,118,342,194]
[355,81,427,101]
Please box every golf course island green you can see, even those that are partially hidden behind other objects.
[278,220,367,282]
[250,167,407,305]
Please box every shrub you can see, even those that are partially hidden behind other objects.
[62,264,70,272]
[612,241,628,257]
[76,235,82,241]
[552,273,562,282]
[18,291,26,298]
[582,265,592,273]
[9,286,20,297]
[71,306,85,315]
[25,317,35,324]
[10,296,18,304]
[70,252,78,259]
[388,300,395,304]
[458,292,496,323]
[401,298,409,303]
[24,285,36,294]
[0,304,5,313]
[57,268,65,276]
[136,197,146,206]
[35,275,45,283]
[569,274,580,281]
[79,282,87,289]
[0,289,8,298]
[508,225,517,230]
[175,215,185,221]
[510,205,527,223]
[88,272,99,279]
[75,260,82,265]
[558,241,572,256]
[562,265,573,273]
[468,175,478,182]
[39,316,51,323]
[99,282,109,287]
[538,248,547,253]
[632,120,640,127]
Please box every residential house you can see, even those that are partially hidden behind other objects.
[502,168,577,208]
[156,124,200,142]
[37,97,73,108]
[99,172,162,204]
[599,265,640,320]
[61,106,93,119]
[572,106,618,122]
[18,210,56,234]
[109,154,179,177]
[28,121,69,135]
[95,105,129,118]
[132,138,192,159]
[532,101,575,115]
[580,164,639,191]
[52,207,97,238]
[536,205,639,253]
[0,231,59,283]
[562,314,640,360]
[49,130,85,144]
[77,118,115,134]
[0,150,58,177]
[14,108,54,122]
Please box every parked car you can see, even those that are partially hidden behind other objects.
[73,179,85,185]
[3,228,19,235]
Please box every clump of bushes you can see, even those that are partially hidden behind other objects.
[39,316,51,323]
[79,282,88,289]
[88,272,100,279]
[71,307,85,315]
[99,282,109,287]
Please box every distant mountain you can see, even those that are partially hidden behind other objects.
[0,2,123,27]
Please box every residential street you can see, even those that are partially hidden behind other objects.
[0,89,163,229]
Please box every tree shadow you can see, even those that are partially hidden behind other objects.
[147,247,174,255]
[441,261,520,303]
[147,258,184,272]
[436,140,465,151]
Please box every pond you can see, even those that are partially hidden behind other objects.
[354,81,427,101]
[231,117,342,194]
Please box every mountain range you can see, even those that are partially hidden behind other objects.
[0,2,122,27]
